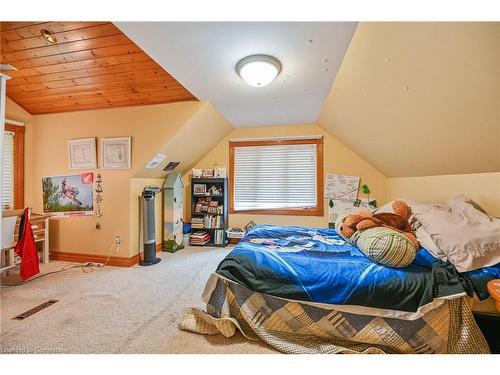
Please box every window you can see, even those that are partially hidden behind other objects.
[2,123,24,210]
[229,138,323,216]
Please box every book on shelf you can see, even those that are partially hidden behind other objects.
[190,231,211,245]
[191,215,223,229]
[193,197,223,214]
[213,229,225,245]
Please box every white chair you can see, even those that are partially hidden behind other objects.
[1,215,18,273]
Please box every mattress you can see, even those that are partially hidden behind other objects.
[182,224,497,353]
[215,225,500,319]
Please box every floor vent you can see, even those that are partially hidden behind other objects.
[12,300,59,320]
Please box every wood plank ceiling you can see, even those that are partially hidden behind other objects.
[0,22,197,114]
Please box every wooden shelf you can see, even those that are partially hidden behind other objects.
[191,227,224,231]
[193,194,224,197]
[191,212,223,216]
[190,177,228,248]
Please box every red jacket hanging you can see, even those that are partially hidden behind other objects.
[14,208,40,280]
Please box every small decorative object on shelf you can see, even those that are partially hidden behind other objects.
[192,168,203,178]
[190,177,228,247]
[193,184,207,195]
[214,166,227,178]
[209,185,222,195]
[202,169,214,178]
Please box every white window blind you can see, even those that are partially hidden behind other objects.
[2,130,15,210]
[233,143,317,211]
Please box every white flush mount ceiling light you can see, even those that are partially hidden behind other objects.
[236,54,282,87]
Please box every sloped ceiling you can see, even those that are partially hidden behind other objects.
[133,101,233,178]
[116,22,357,126]
[318,22,500,178]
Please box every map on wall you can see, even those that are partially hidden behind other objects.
[324,174,360,201]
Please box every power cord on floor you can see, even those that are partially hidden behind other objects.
[0,237,120,287]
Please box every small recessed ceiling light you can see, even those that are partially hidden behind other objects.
[41,29,57,44]
[323,58,329,63]
[322,68,329,72]
[385,57,391,63]
[306,39,313,45]
[236,55,282,87]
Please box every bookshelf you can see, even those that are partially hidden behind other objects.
[190,177,228,247]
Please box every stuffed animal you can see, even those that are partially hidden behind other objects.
[338,200,419,248]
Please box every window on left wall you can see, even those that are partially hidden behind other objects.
[2,123,24,210]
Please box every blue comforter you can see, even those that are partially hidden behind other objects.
[216,225,500,312]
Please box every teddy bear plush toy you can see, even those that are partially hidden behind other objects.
[338,200,419,248]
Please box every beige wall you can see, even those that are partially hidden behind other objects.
[133,102,233,178]
[387,172,500,217]
[184,124,388,228]
[318,22,500,177]
[12,100,205,257]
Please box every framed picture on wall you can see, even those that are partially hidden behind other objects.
[42,173,94,217]
[101,137,131,169]
[67,138,97,169]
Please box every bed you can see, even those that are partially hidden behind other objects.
[181,225,500,354]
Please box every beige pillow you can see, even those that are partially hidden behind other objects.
[416,200,500,272]
[415,226,446,260]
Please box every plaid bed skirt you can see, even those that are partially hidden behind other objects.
[180,276,490,354]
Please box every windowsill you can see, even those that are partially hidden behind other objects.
[230,207,324,216]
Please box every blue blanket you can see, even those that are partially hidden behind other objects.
[216,225,500,312]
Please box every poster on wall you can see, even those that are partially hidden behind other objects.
[42,173,94,217]
[324,174,360,200]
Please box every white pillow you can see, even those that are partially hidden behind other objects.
[416,197,500,272]
[415,226,446,260]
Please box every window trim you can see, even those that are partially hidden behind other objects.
[4,123,25,209]
[229,138,324,216]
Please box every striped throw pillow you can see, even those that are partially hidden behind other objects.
[351,227,416,268]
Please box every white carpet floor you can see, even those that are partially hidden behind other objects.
[0,246,276,354]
